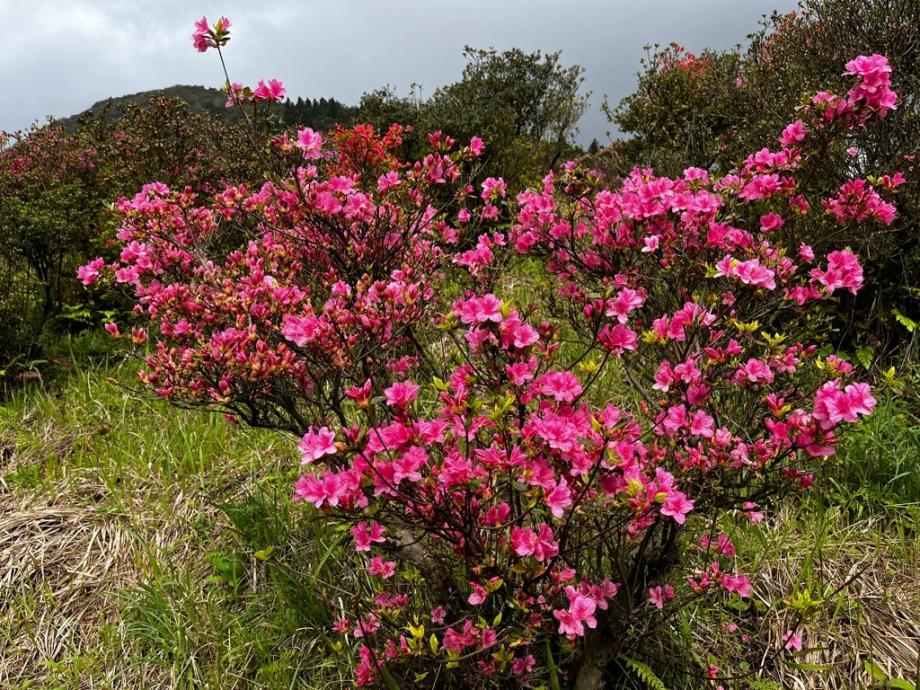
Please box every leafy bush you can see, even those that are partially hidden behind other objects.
[0,95,265,376]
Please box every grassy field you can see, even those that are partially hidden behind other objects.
[1,337,917,689]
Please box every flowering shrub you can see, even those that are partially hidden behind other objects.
[286,285,874,687]
[81,119,497,431]
[0,87,266,374]
[82,18,895,689]
[609,2,919,357]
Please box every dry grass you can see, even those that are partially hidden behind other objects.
[749,510,920,689]
[0,486,135,686]
[0,476,238,688]
[0,363,311,689]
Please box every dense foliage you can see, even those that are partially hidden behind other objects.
[0,125,108,365]
[80,16,899,688]
[0,97,266,373]
[607,0,920,359]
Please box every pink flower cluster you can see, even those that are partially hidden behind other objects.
[823,179,897,226]
[845,54,897,116]
[192,16,230,52]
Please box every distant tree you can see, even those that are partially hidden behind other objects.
[278,95,357,131]
[358,46,588,191]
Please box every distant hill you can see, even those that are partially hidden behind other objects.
[55,84,357,132]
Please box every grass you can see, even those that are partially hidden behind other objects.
[0,334,917,689]
[825,388,920,512]
[0,336,349,689]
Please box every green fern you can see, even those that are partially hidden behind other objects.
[624,657,667,690]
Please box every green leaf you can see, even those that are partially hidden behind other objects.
[871,681,915,690]
[892,308,917,333]
[378,664,401,690]
[545,639,562,690]
[865,659,887,681]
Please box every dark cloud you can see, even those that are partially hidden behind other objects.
[0,0,797,144]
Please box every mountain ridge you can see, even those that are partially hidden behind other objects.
[55,84,357,132]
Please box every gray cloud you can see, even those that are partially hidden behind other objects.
[0,0,797,144]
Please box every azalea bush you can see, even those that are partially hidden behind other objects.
[80,122,495,430]
[609,0,920,358]
[82,17,899,689]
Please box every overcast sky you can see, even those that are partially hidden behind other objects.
[1,0,798,145]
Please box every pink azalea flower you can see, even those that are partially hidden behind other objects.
[606,288,645,322]
[599,323,638,354]
[281,314,324,346]
[553,586,597,639]
[512,654,536,676]
[648,584,675,610]
[662,404,688,436]
[454,294,502,325]
[469,136,485,156]
[192,16,212,52]
[510,524,559,562]
[689,410,715,438]
[742,501,764,523]
[759,212,784,233]
[536,370,583,403]
[224,82,247,107]
[368,556,396,579]
[813,380,876,428]
[500,314,539,349]
[252,78,286,102]
[721,573,752,598]
[660,491,695,524]
[345,379,373,408]
[783,630,803,651]
[377,170,400,191]
[809,250,864,295]
[779,119,808,147]
[353,613,380,637]
[384,380,420,407]
[734,358,775,385]
[545,478,573,519]
[296,127,324,159]
[351,521,386,552]
[481,177,507,202]
[299,426,337,463]
[77,257,105,285]
[468,581,487,605]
